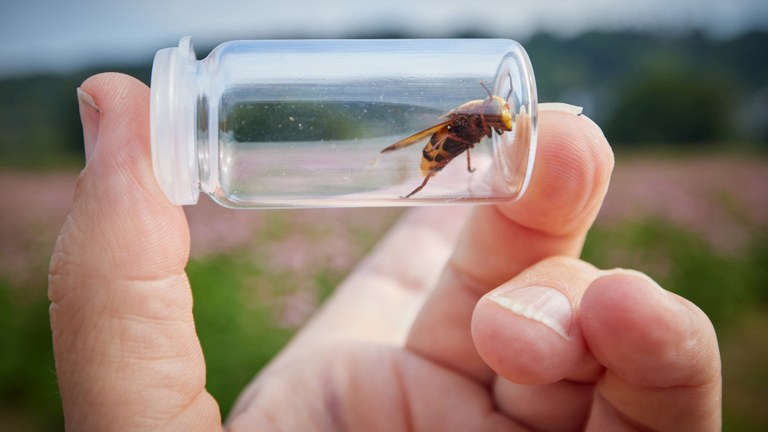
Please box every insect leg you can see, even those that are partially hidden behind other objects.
[403,171,436,199]
[465,149,475,173]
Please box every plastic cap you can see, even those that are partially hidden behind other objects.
[150,36,200,205]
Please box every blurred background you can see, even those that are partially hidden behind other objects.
[1,0,766,430]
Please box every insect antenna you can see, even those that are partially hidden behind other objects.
[504,72,522,114]
[479,81,493,99]
[505,73,514,101]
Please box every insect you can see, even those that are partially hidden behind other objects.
[381,82,514,198]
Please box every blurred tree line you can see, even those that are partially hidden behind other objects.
[528,30,768,146]
[0,30,766,167]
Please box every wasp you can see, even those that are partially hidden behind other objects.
[381,82,514,198]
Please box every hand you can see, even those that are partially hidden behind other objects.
[50,73,721,431]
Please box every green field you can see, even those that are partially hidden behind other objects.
[0,152,766,430]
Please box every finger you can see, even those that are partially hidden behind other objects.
[48,73,221,430]
[472,256,601,431]
[581,271,721,431]
[407,109,614,381]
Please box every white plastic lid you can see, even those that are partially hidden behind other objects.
[150,36,200,205]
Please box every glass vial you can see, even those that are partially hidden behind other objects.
[151,37,537,208]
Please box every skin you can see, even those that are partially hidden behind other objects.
[49,73,721,431]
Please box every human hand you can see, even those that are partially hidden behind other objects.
[50,73,721,431]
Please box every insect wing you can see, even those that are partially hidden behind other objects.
[380,120,453,153]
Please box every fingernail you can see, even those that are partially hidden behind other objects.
[76,87,100,162]
[539,102,607,141]
[602,268,665,292]
[539,102,583,116]
[488,286,573,339]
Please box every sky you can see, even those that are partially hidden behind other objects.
[1,0,767,77]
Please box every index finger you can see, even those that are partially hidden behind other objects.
[406,108,614,382]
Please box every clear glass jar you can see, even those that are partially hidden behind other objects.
[150,37,537,208]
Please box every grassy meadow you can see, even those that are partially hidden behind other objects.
[0,151,765,430]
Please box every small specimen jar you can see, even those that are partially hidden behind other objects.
[150,37,538,208]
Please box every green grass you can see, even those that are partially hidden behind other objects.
[186,256,374,419]
[582,219,768,431]
[0,216,766,429]
[0,277,63,431]
[582,219,768,329]
[186,254,298,416]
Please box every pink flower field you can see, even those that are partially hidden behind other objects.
[1,153,766,285]
[1,152,767,430]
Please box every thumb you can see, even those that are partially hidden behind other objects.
[49,73,221,431]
